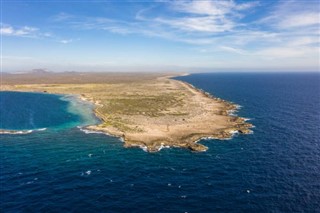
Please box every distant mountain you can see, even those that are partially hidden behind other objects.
[30,69,51,74]
[1,72,11,75]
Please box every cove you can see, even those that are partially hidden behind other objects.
[0,91,99,131]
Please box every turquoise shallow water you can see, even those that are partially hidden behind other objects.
[1,73,320,212]
[0,92,99,130]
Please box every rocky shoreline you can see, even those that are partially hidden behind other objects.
[84,79,253,152]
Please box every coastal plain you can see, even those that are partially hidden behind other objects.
[1,72,252,152]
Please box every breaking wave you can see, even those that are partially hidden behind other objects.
[0,128,47,135]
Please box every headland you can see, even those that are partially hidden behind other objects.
[1,72,252,152]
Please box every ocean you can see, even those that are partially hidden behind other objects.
[1,73,319,212]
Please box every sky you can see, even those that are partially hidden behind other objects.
[1,0,319,72]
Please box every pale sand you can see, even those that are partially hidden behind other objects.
[1,72,252,152]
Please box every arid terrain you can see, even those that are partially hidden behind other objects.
[1,72,252,152]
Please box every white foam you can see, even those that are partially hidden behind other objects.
[0,130,33,135]
[235,104,242,109]
[247,130,254,134]
[227,109,237,116]
[132,143,172,152]
[78,127,125,144]
[85,170,91,175]
[226,104,243,117]
[194,136,216,143]
[78,127,123,139]
[20,130,33,134]
[229,130,239,135]
[78,127,106,135]
[157,143,171,151]
[0,127,48,135]
[195,135,233,142]
[220,137,233,141]
[140,145,148,152]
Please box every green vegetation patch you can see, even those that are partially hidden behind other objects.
[99,93,184,117]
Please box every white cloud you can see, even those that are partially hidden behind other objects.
[236,2,259,10]
[0,24,55,39]
[46,1,319,70]
[102,26,133,35]
[15,26,38,35]
[171,0,234,16]
[155,16,234,33]
[278,12,320,28]
[260,0,320,29]
[43,32,53,37]
[0,26,14,34]
[170,0,258,16]
[51,12,73,22]
[257,47,308,58]
[152,0,258,33]
[287,36,319,46]
[0,24,38,37]
[59,39,73,44]
[219,46,247,55]
[50,1,259,43]
[69,17,135,35]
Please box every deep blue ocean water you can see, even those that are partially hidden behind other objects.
[1,73,320,212]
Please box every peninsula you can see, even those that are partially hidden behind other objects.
[1,72,252,152]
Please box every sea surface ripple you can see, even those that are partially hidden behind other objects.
[1,73,319,212]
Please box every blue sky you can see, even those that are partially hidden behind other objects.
[1,0,319,72]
